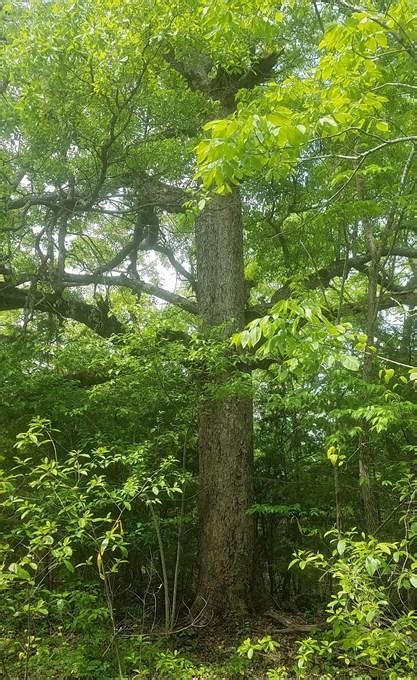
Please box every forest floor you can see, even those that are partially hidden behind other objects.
[163,611,317,678]
[1,611,321,679]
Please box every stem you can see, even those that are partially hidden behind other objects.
[357,172,378,535]
[91,520,124,680]
[333,464,342,533]
[170,431,189,631]
[101,559,124,680]
[0,655,10,680]
[149,503,171,632]
[23,597,32,680]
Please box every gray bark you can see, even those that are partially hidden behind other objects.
[193,191,255,617]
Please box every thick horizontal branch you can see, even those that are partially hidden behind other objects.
[0,283,124,337]
[5,191,80,211]
[247,247,417,319]
[62,272,198,315]
[340,290,417,317]
[5,174,188,216]
[133,175,188,213]
[270,247,417,304]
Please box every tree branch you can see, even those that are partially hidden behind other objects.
[320,0,417,62]
[165,49,283,112]
[303,137,417,163]
[339,289,417,317]
[5,174,188,217]
[247,247,417,319]
[132,175,188,213]
[152,244,197,291]
[270,247,417,303]
[62,272,198,315]
[0,283,124,337]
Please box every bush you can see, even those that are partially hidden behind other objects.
[289,529,417,678]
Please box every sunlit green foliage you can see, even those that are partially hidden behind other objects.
[0,0,416,677]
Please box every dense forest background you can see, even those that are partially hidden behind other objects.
[0,1,416,678]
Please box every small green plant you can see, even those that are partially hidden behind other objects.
[154,649,197,678]
[0,418,187,678]
[290,528,417,678]
[266,667,290,680]
[238,634,280,661]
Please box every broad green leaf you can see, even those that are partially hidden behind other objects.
[341,355,361,372]
[365,555,379,576]
[337,539,346,555]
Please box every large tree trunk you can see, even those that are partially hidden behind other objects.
[193,190,255,617]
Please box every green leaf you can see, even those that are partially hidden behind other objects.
[341,355,361,372]
[249,325,262,347]
[337,539,346,555]
[384,368,395,384]
[63,560,75,573]
[8,563,31,580]
[319,115,338,128]
[365,555,379,576]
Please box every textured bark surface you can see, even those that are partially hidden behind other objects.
[0,283,124,337]
[195,192,246,329]
[194,191,255,617]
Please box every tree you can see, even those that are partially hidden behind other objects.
[0,0,416,621]
[0,0,293,617]
[196,0,416,533]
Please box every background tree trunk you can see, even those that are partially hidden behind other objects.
[357,174,378,535]
[193,191,255,617]
[360,253,379,536]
